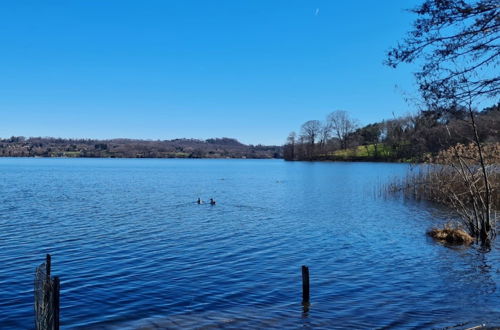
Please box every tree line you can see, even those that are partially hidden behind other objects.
[284,104,500,162]
[0,137,282,159]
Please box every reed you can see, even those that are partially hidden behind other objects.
[385,143,499,245]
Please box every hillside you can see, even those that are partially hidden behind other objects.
[0,137,282,159]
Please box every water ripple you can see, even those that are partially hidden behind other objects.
[0,159,498,329]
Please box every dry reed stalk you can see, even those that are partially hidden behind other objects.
[427,225,474,245]
[385,142,499,245]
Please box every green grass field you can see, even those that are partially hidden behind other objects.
[328,144,394,159]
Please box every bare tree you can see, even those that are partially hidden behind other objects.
[462,91,495,244]
[386,0,499,106]
[318,123,332,154]
[327,110,358,150]
[300,120,322,158]
[387,0,499,245]
[284,131,297,160]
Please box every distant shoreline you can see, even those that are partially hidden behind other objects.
[0,136,283,159]
[0,155,282,160]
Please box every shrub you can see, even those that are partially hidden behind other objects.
[427,224,474,245]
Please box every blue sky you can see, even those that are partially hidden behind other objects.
[0,0,423,145]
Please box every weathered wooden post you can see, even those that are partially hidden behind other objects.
[35,254,60,330]
[302,265,310,305]
[52,276,60,330]
[43,254,51,323]
[46,254,51,279]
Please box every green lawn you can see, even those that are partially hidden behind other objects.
[329,144,394,159]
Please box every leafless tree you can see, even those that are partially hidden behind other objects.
[300,120,322,158]
[317,123,332,154]
[386,0,499,106]
[387,0,499,245]
[327,110,358,150]
[284,131,297,160]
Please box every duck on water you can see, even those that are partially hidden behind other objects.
[197,198,216,205]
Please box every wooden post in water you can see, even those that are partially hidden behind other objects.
[43,254,51,326]
[46,254,51,279]
[301,265,310,305]
[53,276,60,330]
[35,254,59,330]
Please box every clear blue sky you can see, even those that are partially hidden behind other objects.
[0,0,422,145]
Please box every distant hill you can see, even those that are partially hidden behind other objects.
[0,137,282,159]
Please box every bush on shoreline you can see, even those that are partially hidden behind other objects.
[427,225,474,245]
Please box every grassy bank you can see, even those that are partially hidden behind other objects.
[308,143,416,162]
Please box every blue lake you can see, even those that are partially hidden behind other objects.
[0,158,498,329]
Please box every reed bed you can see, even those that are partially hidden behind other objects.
[384,143,500,244]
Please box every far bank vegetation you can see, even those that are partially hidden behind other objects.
[284,104,499,162]
[0,137,282,159]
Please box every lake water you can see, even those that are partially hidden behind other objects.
[0,158,498,329]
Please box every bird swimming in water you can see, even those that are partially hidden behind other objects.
[209,198,216,205]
